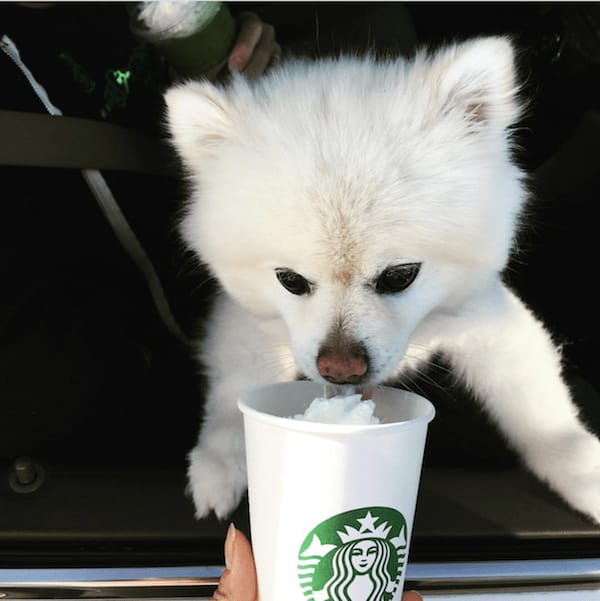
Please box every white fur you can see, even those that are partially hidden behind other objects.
[165,37,600,523]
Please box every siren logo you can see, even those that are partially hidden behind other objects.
[297,507,407,601]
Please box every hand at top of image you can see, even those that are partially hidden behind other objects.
[226,12,281,79]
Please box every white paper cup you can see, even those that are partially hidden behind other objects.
[238,381,435,601]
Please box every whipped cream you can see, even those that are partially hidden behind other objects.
[293,393,380,425]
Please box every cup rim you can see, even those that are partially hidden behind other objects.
[238,381,435,435]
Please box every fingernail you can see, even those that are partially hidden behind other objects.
[224,522,237,569]
[228,56,243,71]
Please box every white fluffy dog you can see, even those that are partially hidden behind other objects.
[165,37,600,524]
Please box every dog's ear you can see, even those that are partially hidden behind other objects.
[164,81,234,168]
[429,36,522,130]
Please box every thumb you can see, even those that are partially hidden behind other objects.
[212,524,258,601]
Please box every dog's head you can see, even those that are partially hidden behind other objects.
[165,37,526,385]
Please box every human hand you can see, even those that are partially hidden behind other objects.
[204,11,280,81]
[212,524,423,601]
[227,12,281,79]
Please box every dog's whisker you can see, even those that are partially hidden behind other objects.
[188,277,217,296]
[397,362,457,403]
[422,359,455,378]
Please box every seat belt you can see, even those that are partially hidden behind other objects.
[0,110,178,177]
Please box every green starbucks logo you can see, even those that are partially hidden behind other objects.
[298,507,407,601]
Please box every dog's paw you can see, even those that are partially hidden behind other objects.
[559,438,600,525]
[566,472,600,525]
[187,446,247,520]
[532,432,600,525]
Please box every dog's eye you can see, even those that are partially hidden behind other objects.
[375,263,421,294]
[275,268,312,296]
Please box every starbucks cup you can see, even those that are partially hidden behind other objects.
[238,381,435,601]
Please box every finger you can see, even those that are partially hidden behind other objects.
[212,524,258,601]
[403,592,423,601]
[241,28,278,80]
[228,12,264,72]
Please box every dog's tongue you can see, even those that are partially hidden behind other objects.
[323,384,374,400]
